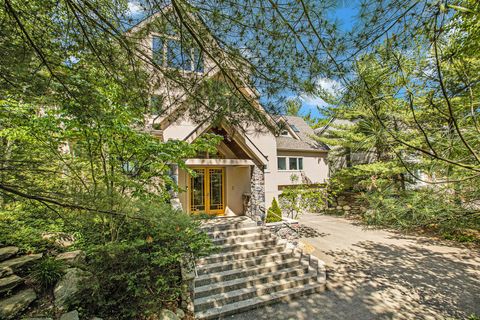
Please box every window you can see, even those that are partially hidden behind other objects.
[278,157,303,171]
[152,36,164,65]
[150,95,164,114]
[289,157,298,170]
[290,124,300,133]
[277,157,286,170]
[280,130,289,136]
[152,35,204,72]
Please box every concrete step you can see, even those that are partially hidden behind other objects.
[194,258,302,287]
[218,239,279,253]
[207,226,264,239]
[211,232,273,246]
[195,273,317,311]
[201,221,257,233]
[195,282,325,319]
[194,265,313,299]
[197,251,295,275]
[197,245,287,265]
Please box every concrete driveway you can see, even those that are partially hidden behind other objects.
[229,213,480,320]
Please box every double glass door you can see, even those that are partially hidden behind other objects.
[189,167,225,215]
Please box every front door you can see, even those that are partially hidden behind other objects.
[189,167,225,215]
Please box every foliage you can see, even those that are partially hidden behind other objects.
[266,198,282,223]
[30,257,66,291]
[279,184,326,219]
[75,205,213,319]
[361,188,480,244]
[314,0,480,242]
[0,206,64,253]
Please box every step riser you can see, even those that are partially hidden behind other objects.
[194,267,311,299]
[211,233,271,245]
[196,284,325,319]
[197,253,296,275]
[219,240,278,253]
[194,260,302,287]
[197,246,287,265]
[195,277,315,312]
[208,228,264,238]
[201,222,257,233]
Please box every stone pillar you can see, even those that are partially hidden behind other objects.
[169,164,183,211]
[247,164,265,224]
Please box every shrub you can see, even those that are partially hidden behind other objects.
[75,205,214,319]
[266,198,282,223]
[362,189,480,244]
[0,205,65,253]
[30,257,65,290]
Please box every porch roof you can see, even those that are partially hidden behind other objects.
[185,158,255,166]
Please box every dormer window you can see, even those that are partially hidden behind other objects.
[290,124,300,133]
[152,35,204,73]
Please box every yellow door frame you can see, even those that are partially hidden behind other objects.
[189,167,225,215]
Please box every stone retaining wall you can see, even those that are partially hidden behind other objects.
[324,191,367,216]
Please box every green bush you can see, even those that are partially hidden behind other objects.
[30,257,65,290]
[362,189,480,244]
[75,205,214,319]
[266,198,282,223]
[0,205,64,253]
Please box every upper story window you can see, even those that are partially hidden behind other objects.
[278,157,303,171]
[290,124,300,133]
[150,95,164,115]
[152,35,204,73]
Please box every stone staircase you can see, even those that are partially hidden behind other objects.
[194,216,326,319]
[0,245,42,319]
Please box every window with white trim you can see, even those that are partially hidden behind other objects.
[277,157,287,170]
[152,35,204,72]
[277,157,303,171]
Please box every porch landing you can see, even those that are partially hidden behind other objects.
[194,216,326,319]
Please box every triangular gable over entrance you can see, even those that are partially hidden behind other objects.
[184,121,268,166]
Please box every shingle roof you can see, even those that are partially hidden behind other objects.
[276,115,329,152]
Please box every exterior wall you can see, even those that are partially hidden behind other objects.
[162,117,198,141]
[265,150,329,208]
[225,166,251,215]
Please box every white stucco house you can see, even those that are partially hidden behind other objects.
[130,9,330,222]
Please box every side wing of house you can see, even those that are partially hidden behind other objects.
[263,116,329,207]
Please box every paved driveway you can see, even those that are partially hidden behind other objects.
[230,213,480,320]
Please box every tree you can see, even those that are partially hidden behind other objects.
[285,99,302,116]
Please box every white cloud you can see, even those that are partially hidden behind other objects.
[299,95,327,107]
[299,77,342,108]
[315,77,342,96]
[127,1,143,15]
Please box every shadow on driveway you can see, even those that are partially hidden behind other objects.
[229,214,480,320]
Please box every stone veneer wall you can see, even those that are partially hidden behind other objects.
[324,191,367,216]
[246,164,265,224]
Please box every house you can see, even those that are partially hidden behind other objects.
[130,10,330,222]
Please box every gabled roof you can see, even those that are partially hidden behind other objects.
[184,121,269,165]
[276,115,329,152]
